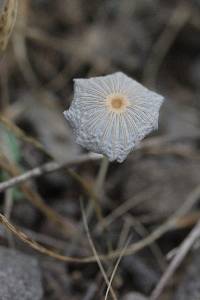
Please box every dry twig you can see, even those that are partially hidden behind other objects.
[0,152,102,193]
[150,219,200,300]
[0,212,87,263]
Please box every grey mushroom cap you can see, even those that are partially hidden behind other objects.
[64,72,164,162]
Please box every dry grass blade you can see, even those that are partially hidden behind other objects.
[0,0,18,51]
[105,237,131,300]
[81,200,118,300]
[0,212,89,263]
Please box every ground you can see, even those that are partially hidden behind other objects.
[1,0,200,299]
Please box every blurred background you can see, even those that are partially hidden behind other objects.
[1,0,200,299]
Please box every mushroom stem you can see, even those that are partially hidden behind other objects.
[95,155,109,195]
[85,155,109,226]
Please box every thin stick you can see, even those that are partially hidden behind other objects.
[0,152,102,193]
[150,219,200,300]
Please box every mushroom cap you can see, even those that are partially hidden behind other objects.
[64,72,164,162]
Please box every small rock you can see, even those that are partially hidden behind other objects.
[123,292,148,300]
[0,246,43,300]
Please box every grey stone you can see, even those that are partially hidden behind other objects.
[123,292,148,300]
[0,246,43,300]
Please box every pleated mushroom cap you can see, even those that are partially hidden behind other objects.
[64,72,164,162]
